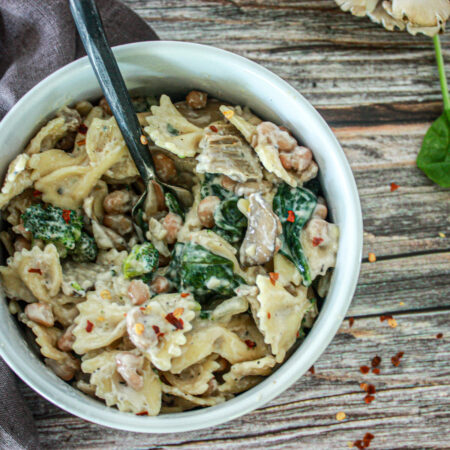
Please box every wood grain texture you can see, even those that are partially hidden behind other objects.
[19,0,450,448]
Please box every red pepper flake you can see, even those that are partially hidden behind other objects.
[245,339,256,348]
[372,368,380,375]
[136,411,148,416]
[360,383,369,392]
[152,325,160,335]
[180,293,190,298]
[312,237,324,247]
[367,384,376,395]
[32,189,42,197]
[391,351,404,367]
[390,182,399,192]
[308,365,315,374]
[62,209,71,224]
[165,312,184,330]
[76,139,86,146]
[353,440,364,450]
[348,317,354,328]
[267,312,271,319]
[78,123,88,134]
[28,268,42,274]
[296,330,300,338]
[371,356,381,367]
[436,333,443,339]
[209,125,218,132]
[364,394,375,404]
[269,272,279,285]
[380,315,393,322]
[86,320,94,333]
[286,210,295,223]
[360,365,370,374]
[363,433,374,447]
[139,307,146,311]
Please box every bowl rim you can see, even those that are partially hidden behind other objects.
[0,40,363,433]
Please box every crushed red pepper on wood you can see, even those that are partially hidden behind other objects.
[371,356,381,367]
[380,315,393,322]
[269,272,279,285]
[436,333,443,339]
[28,268,42,274]
[360,365,370,374]
[308,365,315,374]
[391,351,404,367]
[390,182,399,192]
[86,320,94,333]
[348,317,354,327]
[353,432,375,449]
[165,312,184,330]
[372,368,380,375]
[364,394,375,404]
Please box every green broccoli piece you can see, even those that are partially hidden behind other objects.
[22,204,83,250]
[122,243,159,280]
[72,232,98,262]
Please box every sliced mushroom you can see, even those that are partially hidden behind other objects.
[239,193,281,266]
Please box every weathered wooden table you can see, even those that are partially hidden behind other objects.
[22,1,450,448]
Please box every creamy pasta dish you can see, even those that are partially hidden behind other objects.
[0,91,339,415]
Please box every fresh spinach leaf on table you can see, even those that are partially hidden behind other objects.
[273,183,317,286]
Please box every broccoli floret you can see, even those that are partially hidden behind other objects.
[22,204,83,251]
[122,243,159,280]
[72,232,98,262]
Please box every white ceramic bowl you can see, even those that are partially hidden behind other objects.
[0,41,362,433]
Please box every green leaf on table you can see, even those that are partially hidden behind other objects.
[417,112,450,188]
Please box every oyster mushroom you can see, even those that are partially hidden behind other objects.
[335,0,449,36]
[239,193,282,266]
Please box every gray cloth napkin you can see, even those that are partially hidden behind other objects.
[0,1,158,448]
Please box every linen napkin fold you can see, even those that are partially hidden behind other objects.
[0,1,158,448]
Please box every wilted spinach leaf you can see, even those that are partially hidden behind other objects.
[273,183,317,286]
[165,191,185,220]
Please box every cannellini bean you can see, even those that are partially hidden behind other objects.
[162,213,183,244]
[45,357,80,381]
[150,276,170,294]
[57,324,76,352]
[103,214,133,235]
[279,146,313,172]
[256,121,297,152]
[115,352,145,391]
[14,236,31,253]
[221,175,238,191]
[197,195,220,228]
[25,303,54,327]
[128,280,150,305]
[103,190,132,214]
[154,153,177,182]
[186,90,208,109]
[313,200,328,220]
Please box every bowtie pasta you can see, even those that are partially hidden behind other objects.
[0,91,339,415]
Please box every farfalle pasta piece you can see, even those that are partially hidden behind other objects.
[170,321,266,374]
[81,350,162,415]
[250,275,312,363]
[72,291,129,354]
[196,122,262,182]
[86,117,138,182]
[0,154,33,209]
[163,355,220,395]
[8,244,62,302]
[19,312,67,361]
[210,296,249,323]
[126,293,197,371]
[61,260,107,297]
[219,355,276,394]
[144,95,204,158]
[273,253,302,287]
[220,106,298,187]
[0,266,37,303]
[161,382,225,407]
[177,183,202,241]
[83,180,108,222]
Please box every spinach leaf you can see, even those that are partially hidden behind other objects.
[201,174,247,244]
[417,112,450,187]
[165,191,185,220]
[273,183,317,286]
[167,242,245,304]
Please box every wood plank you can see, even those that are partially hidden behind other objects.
[351,253,450,316]
[122,0,450,109]
[23,310,449,448]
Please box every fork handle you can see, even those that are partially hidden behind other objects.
[69,0,155,184]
